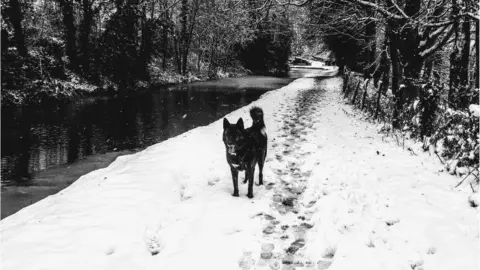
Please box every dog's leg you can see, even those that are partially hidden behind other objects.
[257,149,267,186]
[230,167,239,197]
[246,165,255,199]
[257,163,264,186]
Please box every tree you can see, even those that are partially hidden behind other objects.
[237,1,294,75]
[57,0,78,69]
[306,0,478,127]
[3,0,28,56]
[100,0,140,90]
[79,0,97,76]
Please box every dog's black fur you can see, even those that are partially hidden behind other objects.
[223,107,267,198]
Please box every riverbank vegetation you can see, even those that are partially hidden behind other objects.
[1,0,295,106]
[304,0,479,184]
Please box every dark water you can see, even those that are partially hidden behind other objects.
[1,72,311,218]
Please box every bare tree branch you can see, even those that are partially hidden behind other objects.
[419,25,454,59]
[423,20,454,28]
[274,0,310,7]
[466,12,480,21]
[345,0,404,20]
[388,0,408,19]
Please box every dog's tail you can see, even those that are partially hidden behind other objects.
[250,106,265,128]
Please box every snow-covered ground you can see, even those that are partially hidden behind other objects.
[1,71,478,270]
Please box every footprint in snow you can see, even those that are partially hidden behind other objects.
[260,243,275,261]
[282,254,295,265]
[273,194,283,202]
[179,184,193,201]
[263,224,276,234]
[238,251,255,270]
[266,183,276,190]
[410,259,424,270]
[426,246,437,255]
[145,232,163,256]
[105,246,115,255]
[385,218,400,226]
[263,213,276,221]
[207,177,220,186]
[317,260,332,269]
[285,239,306,254]
[323,246,337,259]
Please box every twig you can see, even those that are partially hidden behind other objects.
[407,147,417,156]
[455,168,475,188]
[472,170,480,182]
[434,151,445,165]
[469,182,476,193]
[342,108,353,116]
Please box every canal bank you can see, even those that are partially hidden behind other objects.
[1,69,321,218]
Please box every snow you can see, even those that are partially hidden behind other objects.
[1,71,478,270]
[469,104,480,118]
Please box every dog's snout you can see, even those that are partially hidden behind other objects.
[227,144,236,154]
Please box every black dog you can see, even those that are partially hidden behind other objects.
[223,107,267,198]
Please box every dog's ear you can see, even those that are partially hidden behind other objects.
[236,118,244,130]
[223,118,230,129]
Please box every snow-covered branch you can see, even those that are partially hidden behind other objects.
[423,20,454,28]
[419,25,454,59]
[466,12,480,21]
[343,0,404,20]
[387,0,409,19]
[274,0,311,7]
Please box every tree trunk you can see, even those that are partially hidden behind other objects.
[448,0,463,108]
[182,0,200,76]
[361,80,369,110]
[80,0,94,75]
[208,36,218,78]
[476,19,479,89]
[8,0,27,56]
[342,71,350,95]
[180,0,189,75]
[351,80,361,104]
[138,7,153,80]
[174,35,182,74]
[364,12,376,78]
[449,2,461,107]
[400,0,422,79]
[422,57,434,81]
[161,8,170,70]
[375,46,390,119]
[398,0,422,105]
[58,0,78,69]
[2,29,9,54]
[460,20,470,86]
[197,47,202,72]
[458,18,471,108]
[388,20,402,129]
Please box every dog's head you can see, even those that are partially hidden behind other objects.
[223,118,245,156]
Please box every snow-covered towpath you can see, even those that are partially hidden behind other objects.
[1,75,478,270]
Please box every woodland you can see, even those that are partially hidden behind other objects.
[1,0,295,105]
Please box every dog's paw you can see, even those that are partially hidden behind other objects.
[232,192,240,197]
[247,193,254,199]
[256,181,264,186]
